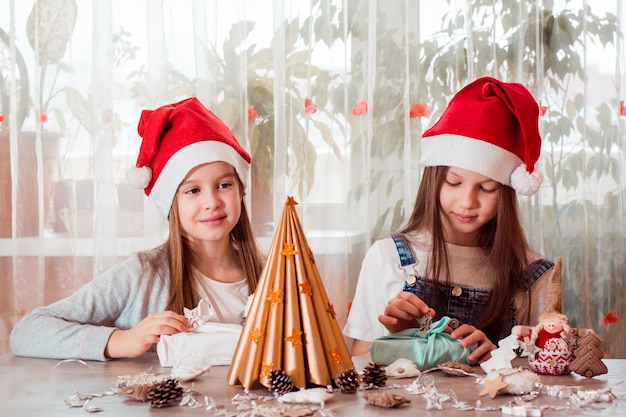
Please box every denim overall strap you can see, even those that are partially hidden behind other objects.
[390,234,416,267]
[521,259,555,291]
[392,234,423,298]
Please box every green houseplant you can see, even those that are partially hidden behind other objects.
[0,26,32,236]
[25,0,77,132]
[0,0,79,133]
[0,28,29,130]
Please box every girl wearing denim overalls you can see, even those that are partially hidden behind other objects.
[344,77,555,365]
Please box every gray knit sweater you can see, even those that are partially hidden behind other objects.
[10,246,172,361]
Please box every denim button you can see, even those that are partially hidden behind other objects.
[449,318,460,329]
[406,275,417,286]
[451,286,462,296]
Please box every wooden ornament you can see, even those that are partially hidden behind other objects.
[569,332,608,378]
[437,360,475,376]
[385,358,421,378]
[479,374,508,399]
[362,392,411,408]
[120,384,154,401]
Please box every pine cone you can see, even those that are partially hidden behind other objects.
[335,368,360,393]
[146,378,183,408]
[362,362,387,387]
[267,368,294,395]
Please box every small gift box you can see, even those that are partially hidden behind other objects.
[156,300,242,367]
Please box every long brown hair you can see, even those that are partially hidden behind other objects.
[399,166,530,340]
[163,191,265,314]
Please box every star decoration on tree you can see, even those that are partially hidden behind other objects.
[286,196,298,207]
[284,329,303,346]
[260,362,275,378]
[330,347,344,364]
[248,328,262,343]
[267,290,283,305]
[299,281,313,296]
[281,242,297,257]
[327,303,336,318]
[479,374,508,399]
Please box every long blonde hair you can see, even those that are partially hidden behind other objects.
[399,166,531,341]
[163,190,264,314]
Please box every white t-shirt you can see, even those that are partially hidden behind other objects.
[343,232,549,343]
[194,269,249,325]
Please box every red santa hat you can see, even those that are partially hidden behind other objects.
[421,76,543,195]
[127,97,251,217]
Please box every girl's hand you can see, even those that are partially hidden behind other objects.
[378,291,435,334]
[105,311,190,358]
[449,324,496,364]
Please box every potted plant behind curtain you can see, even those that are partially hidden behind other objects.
[0,26,30,237]
[55,24,138,237]
[0,0,76,237]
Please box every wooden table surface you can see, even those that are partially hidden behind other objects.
[1,353,625,416]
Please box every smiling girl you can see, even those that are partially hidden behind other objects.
[344,77,555,364]
[10,98,264,360]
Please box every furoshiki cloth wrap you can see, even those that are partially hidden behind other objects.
[156,299,242,367]
[369,316,477,369]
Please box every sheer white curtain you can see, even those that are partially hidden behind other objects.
[1,0,625,357]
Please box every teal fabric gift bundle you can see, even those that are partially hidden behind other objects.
[369,316,477,369]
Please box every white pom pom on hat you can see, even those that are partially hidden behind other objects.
[126,166,152,189]
[130,97,251,217]
[420,76,543,195]
[510,164,543,196]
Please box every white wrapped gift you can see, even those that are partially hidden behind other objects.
[156,300,243,367]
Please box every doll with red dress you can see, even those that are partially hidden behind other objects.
[513,311,574,375]
[511,258,575,375]
[487,258,607,378]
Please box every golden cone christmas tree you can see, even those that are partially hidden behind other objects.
[227,196,354,390]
